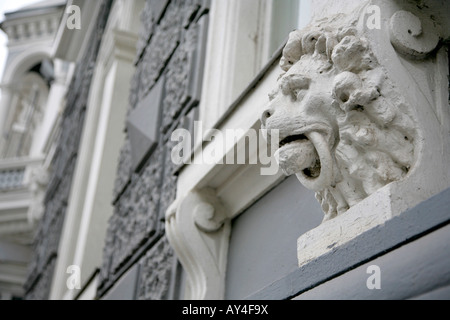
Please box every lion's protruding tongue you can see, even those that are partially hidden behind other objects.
[275,139,318,176]
[296,131,335,192]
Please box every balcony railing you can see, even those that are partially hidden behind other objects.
[0,157,44,192]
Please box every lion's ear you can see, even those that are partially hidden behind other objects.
[331,35,374,73]
[280,31,303,71]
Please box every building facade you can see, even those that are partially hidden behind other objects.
[0,0,448,300]
[0,0,68,300]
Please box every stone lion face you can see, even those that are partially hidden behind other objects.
[263,55,339,189]
[261,26,417,221]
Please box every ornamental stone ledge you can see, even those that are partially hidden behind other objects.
[297,183,393,267]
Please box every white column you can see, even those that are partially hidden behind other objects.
[29,59,69,158]
[49,17,139,301]
[0,86,13,137]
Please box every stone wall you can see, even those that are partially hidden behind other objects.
[24,0,114,300]
[97,0,210,299]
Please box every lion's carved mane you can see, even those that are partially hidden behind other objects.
[262,19,418,221]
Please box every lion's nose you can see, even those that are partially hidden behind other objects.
[261,108,274,127]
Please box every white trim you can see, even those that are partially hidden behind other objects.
[0,157,44,170]
[197,0,312,134]
[1,44,52,85]
[177,61,281,204]
[48,0,144,300]
[198,0,271,132]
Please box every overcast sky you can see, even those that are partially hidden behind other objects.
[0,0,42,98]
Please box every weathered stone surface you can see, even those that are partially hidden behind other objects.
[113,138,132,201]
[136,236,175,300]
[100,146,163,284]
[24,258,56,300]
[128,67,142,112]
[161,26,197,133]
[158,141,178,223]
[135,0,170,60]
[99,0,209,298]
[138,1,182,99]
[117,147,162,268]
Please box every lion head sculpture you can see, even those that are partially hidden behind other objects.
[261,19,418,221]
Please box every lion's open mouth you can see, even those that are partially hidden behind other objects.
[275,131,334,192]
[279,134,308,148]
[275,133,319,177]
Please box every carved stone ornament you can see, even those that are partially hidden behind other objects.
[389,10,440,60]
[165,188,230,300]
[261,18,420,221]
[27,165,49,224]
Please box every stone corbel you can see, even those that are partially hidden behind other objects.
[165,188,230,300]
[27,163,49,224]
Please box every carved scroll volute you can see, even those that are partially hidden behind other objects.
[389,10,440,59]
[165,188,230,300]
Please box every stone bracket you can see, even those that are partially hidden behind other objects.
[165,188,230,300]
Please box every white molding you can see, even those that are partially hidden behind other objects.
[0,157,44,170]
[198,0,271,132]
[111,29,139,64]
[1,8,64,48]
[178,61,281,201]
[166,189,231,300]
[1,44,52,85]
[49,0,143,301]
[0,258,28,297]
